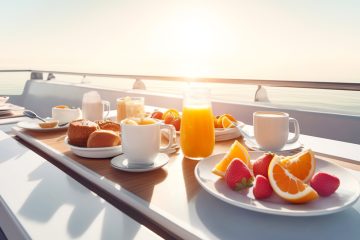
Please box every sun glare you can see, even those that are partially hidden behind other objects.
[150,8,223,78]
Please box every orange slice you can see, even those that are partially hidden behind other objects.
[212,140,250,177]
[280,149,315,182]
[268,155,318,204]
[216,114,237,128]
[221,114,236,122]
[54,105,69,109]
[221,116,236,128]
[162,109,180,120]
[213,117,219,128]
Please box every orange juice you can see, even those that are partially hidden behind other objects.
[180,105,215,159]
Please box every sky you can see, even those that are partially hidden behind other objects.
[0,0,359,82]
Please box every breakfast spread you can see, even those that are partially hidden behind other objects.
[212,140,340,204]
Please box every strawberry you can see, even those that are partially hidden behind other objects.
[253,152,274,178]
[225,158,254,191]
[171,118,181,131]
[310,172,340,197]
[151,111,163,120]
[253,175,273,199]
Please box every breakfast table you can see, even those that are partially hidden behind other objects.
[8,116,360,240]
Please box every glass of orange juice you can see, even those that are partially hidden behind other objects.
[180,88,215,160]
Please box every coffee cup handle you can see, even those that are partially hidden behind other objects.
[287,118,300,144]
[159,124,175,152]
[102,100,110,119]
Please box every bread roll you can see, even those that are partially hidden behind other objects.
[87,130,121,148]
[96,120,121,132]
[67,119,99,147]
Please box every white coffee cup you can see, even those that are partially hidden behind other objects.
[52,107,82,124]
[253,111,300,151]
[121,119,175,166]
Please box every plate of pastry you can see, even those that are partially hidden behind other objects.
[17,119,68,132]
[65,119,122,158]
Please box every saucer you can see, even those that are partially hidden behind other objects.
[244,138,303,152]
[111,153,169,172]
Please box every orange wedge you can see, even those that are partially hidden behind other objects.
[212,140,250,177]
[213,116,220,128]
[280,149,315,182]
[162,109,180,120]
[54,105,69,109]
[221,114,236,123]
[221,116,236,128]
[268,155,318,204]
[216,114,237,128]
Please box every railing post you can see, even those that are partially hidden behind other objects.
[132,78,146,90]
[30,71,43,80]
[47,73,55,81]
[254,85,270,102]
[81,75,87,84]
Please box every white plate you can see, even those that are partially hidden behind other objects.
[244,138,303,152]
[64,137,122,158]
[111,153,169,172]
[17,120,68,132]
[195,152,360,216]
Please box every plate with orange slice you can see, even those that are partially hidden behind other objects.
[195,142,360,216]
[213,114,245,141]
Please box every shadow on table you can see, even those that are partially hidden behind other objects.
[0,137,28,164]
[182,157,201,201]
[194,190,360,240]
[19,163,143,239]
[105,163,168,204]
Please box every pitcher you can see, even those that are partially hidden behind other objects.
[180,88,215,159]
[82,91,110,121]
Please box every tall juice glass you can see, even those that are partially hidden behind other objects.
[180,88,215,159]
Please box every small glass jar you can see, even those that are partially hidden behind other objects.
[116,97,145,122]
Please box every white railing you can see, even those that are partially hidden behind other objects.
[1,69,360,102]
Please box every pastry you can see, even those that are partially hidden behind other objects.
[96,120,121,132]
[39,120,59,129]
[67,119,99,147]
[87,130,121,148]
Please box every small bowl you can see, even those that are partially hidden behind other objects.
[52,107,82,124]
[64,137,122,158]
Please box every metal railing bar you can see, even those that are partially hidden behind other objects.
[0,69,359,91]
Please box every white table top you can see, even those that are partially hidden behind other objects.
[3,107,360,239]
[0,131,161,240]
[11,126,360,240]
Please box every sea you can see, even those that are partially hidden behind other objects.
[1,73,359,116]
